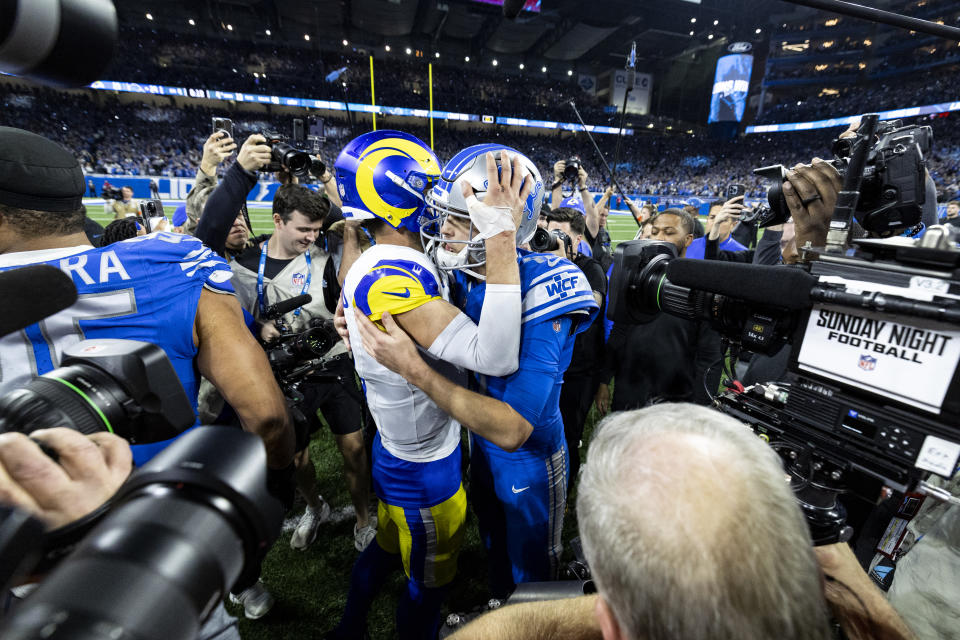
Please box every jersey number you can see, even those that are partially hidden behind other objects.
[0,290,138,390]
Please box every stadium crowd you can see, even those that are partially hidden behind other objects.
[2,84,959,202]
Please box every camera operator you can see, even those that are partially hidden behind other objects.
[448,404,918,640]
[543,208,606,483]
[595,209,721,413]
[229,184,375,562]
[687,197,748,259]
[111,185,137,219]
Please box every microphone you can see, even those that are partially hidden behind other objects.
[263,294,313,320]
[625,41,637,91]
[503,0,526,19]
[0,265,78,337]
[665,259,817,310]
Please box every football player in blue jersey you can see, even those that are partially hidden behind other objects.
[357,143,599,600]
[0,126,294,472]
[328,131,536,639]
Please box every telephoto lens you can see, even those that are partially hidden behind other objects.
[0,339,196,445]
[0,427,284,640]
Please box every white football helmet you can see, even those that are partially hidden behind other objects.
[422,143,544,279]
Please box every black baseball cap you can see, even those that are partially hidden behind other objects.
[0,127,85,212]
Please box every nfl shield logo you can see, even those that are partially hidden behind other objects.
[553,320,562,333]
[858,354,877,371]
[291,273,306,287]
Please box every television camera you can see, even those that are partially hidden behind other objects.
[607,116,960,544]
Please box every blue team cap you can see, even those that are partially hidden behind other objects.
[172,204,187,227]
[559,196,586,215]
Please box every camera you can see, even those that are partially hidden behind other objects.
[265,319,338,382]
[0,339,195,445]
[0,427,283,640]
[138,199,167,232]
[607,231,960,543]
[261,129,312,177]
[529,227,573,255]
[101,185,123,201]
[563,156,581,182]
[753,119,931,231]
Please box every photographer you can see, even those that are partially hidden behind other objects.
[551,159,597,229]
[196,133,271,258]
[595,209,721,413]
[229,184,374,562]
[111,185,137,219]
[543,208,606,483]
[686,196,748,259]
[449,404,918,640]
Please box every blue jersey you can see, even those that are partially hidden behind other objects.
[460,250,598,457]
[0,234,234,461]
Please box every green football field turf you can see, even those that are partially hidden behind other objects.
[84,202,648,637]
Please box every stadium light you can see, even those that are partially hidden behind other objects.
[492,59,498,66]
[342,39,349,46]
[755,28,761,34]
[227,24,233,31]
[713,19,719,25]
[253,72,259,78]
[146,13,153,20]
[465,55,470,62]
[689,30,694,36]
[385,45,391,51]
[304,34,310,41]
[405,47,412,55]
[690,17,696,23]
[541,65,547,72]
[708,34,714,39]
[435,52,440,58]
[519,63,524,69]
[265,29,271,36]
[188,19,195,26]
[567,69,573,76]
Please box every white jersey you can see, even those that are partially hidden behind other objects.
[342,244,462,463]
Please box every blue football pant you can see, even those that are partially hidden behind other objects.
[469,443,569,599]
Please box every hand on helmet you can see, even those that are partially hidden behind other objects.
[461,150,533,241]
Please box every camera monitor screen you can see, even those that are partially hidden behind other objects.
[708,54,753,123]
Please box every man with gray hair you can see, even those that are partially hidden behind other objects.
[450,403,916,640]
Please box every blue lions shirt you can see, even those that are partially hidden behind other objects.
[457,249,599,457]
[0,233,235,464]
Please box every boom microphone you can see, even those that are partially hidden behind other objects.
[0,265,78,337]
[666,259,817,310]
[263,294,313,320]
[503,0,526,19]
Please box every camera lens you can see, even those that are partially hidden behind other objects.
[273,143,311,176]
[0,364,129,438]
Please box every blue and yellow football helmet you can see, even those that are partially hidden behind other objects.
[334,130,441,234]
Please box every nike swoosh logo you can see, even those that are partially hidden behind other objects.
[383,288,412,298]
[511,485,529,494]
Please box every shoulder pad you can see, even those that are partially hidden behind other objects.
[353,258,442,320]
[521,254,599,325]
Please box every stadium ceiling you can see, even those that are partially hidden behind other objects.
[117,0,780,70]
